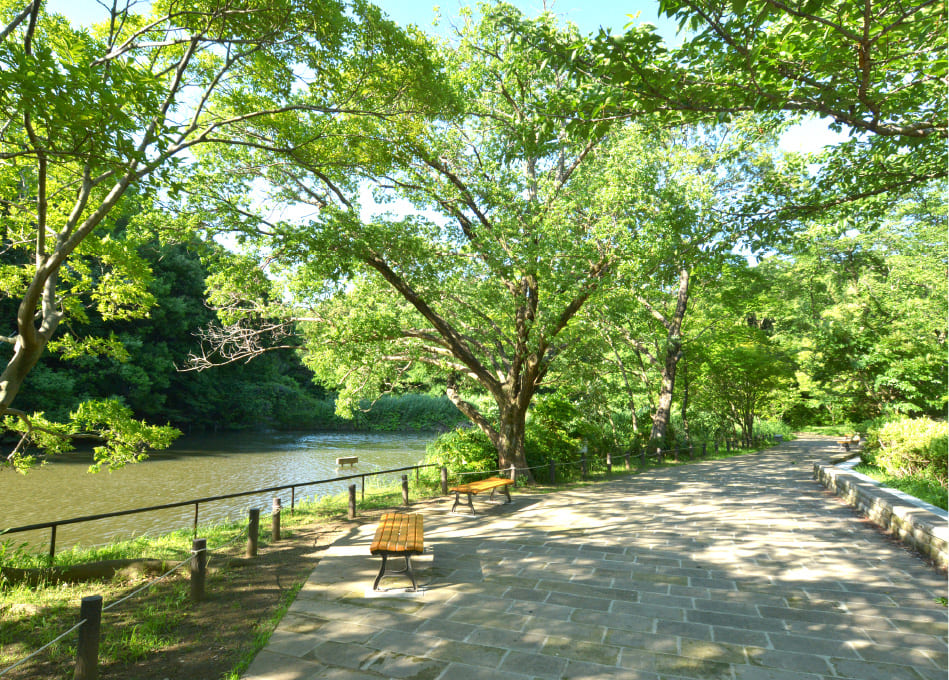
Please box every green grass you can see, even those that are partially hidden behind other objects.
[853,463,948,510]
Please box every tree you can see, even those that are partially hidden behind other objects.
[0,0,435,469]
[576,118,788,449]
[201,6,688,478]
[759,184,947,422]
[694,321,797,444]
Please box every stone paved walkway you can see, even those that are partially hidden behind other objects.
[242,436,948,680]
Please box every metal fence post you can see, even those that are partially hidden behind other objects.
[75,595,102,680]
[190,538,207,602]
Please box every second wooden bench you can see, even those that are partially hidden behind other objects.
[449,476,515,514]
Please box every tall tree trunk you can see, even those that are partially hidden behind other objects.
[680,358,690,443]
[647,268,691,449]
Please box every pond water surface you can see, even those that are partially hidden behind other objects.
[0,431,433,552]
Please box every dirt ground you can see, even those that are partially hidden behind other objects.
[3,503,426,680]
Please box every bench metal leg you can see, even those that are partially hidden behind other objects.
[488,486,512,504]
[373,553,418,591]
[451,491,475,514]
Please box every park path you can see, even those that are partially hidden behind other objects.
[243,435,947,680]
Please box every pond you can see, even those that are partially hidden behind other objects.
[0,431,434,553]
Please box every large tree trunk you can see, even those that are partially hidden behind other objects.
[496,400,531,480]
[444,375,535,483]
[649,342,681,448]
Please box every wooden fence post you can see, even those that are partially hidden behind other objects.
[348,484,357,520]
[640,446,646,468]
[548,460,556,484]
[440,466,448,495]
[606,451,612,475]
[246,508,260,558]
[509,464,516,482]
[401,474,409,505]
[75,595,102,680]
[581,453,587,479]
[624,450,630,471]
[271,498,281,542]
[702,442,707,458]
[190,538,207,602]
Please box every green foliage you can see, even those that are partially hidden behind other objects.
[424,427,498,478]
[761,186,947,422]
[350,393,466,432]
[71,398,180,473]
[861,418,948,487]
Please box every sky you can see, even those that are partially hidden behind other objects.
[47,0,680,42]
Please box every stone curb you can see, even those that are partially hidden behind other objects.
[814,456,948,569]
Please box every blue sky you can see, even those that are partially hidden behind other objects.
[47,1,682,43]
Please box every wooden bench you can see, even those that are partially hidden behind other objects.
[336,456,358,467]
[369,513,423,591]
[837,435,860,452]
[449,477,514,515]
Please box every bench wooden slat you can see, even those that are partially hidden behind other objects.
[450,477,514,494]
[371,512,423,555]
[370,512,424,591]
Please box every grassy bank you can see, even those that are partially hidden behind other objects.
[852,463,948,510]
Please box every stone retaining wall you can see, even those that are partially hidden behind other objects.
[814,457,948,569]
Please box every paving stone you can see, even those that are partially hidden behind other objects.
[302,640,376,670]
[542,635,622,666]
[655,618,713,640]
[767,632,860,658]
[688,608,786,632]
[424,637,507,667]
[744,646,834,674]
[242,650,323,680]
[830,656,933,680]
[562,659,652,679]
[441,663,531,680]
[464,627,547,652]
[499,650,568,678]
[710,626,770,647]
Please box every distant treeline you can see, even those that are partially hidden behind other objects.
[1,239,464,435]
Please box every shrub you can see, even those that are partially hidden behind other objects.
[423,427,497,479]
[862,417,948,487]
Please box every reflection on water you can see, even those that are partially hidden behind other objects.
[0,431,433,552]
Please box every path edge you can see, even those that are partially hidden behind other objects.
[814,457,948,569]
